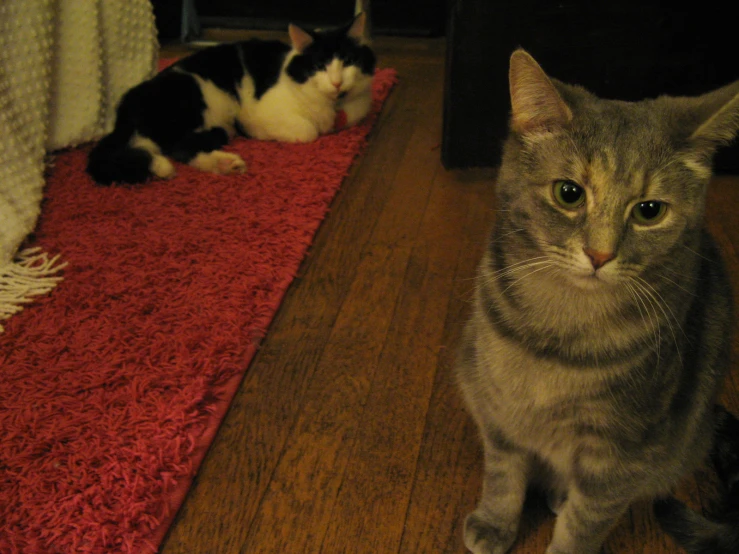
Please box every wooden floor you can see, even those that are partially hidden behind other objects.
[159,35,739,554]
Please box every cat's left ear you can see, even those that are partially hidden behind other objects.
[348,12,369,44]
[687,81,739,159]
[289,24,314,53]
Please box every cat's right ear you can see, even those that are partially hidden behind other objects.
[509,49,572,135]
[687,81,739,159]
[288,24,314,53]
[348,12,370,45]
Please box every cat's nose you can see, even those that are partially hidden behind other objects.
[332,81,342,90]
[584,248,614,270]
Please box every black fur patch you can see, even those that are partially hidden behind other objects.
[168,128,230,163]
[87,132,152,186]
[286,26,375,84]
[238,40,291,99]
[176,43,246,100]
[120,70,206,152]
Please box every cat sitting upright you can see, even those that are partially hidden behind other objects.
[87,13,375,186]
[456,49,739,554]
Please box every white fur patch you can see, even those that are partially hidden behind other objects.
[238,67,334,142]
[150,156,176,179]
[325,59,344,89]
[192,75,240,136]
[131,134,175,179]
[131,134,161,155]
[237,50,372,142]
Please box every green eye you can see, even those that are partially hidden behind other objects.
[553,180,585,209]
[632,201,667,224]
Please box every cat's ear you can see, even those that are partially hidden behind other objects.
[508,49,572,135]
[348,12,369,44]
[288,24,314,53]
[686,81,739,159]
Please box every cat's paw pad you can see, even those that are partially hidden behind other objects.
[463,512,518,554]
[150,155,176,179]
[215,152,247,175]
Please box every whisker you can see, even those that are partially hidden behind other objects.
[658,264,700,282]
[682,244,714,263]
[632,278,684,367]
[481,261,555,291]
[654,272,697,297]
[459,257,549,299]
[625,281,660,361]
[632,279,663,362]
[467,256,555,301]
[488,256,551,277]
[489,228,526,244]
[500,264,555,296]
[635,277,687,339]
[455,248,543,286]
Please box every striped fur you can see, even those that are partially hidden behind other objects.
[654,405,739,554]
[457,50,739,554]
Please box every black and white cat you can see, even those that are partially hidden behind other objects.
[654,404,739,554]
[87,13,375,185]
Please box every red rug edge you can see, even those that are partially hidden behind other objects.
[143,367,250,552]
[131,63,399,553]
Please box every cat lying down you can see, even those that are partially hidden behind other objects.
[457,49,739,554]
[87,14,375,185]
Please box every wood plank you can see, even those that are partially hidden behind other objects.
[398,170,497,554]
[317,165,469,554]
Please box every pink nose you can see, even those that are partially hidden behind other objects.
[584,248,614,270]
[332,81,342,90]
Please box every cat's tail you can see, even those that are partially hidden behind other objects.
[86,125,153,186]
[653,497,739,554]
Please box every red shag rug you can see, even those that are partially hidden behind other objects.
[0,67,397,554]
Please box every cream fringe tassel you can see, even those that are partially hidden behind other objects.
[0,247,67,333]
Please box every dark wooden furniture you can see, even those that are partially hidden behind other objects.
[443,1,739,172]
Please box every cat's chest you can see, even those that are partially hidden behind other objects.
[472,310,619,445]
[238,76,336,141]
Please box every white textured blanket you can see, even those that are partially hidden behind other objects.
[0,0,158,331]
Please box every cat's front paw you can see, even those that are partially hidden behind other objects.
[463,511,517,554]
[190,151,247,175]
[215,152,247,175]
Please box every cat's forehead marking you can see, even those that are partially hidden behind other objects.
[573,101,668,188]
[586,152,613,186]
[581,153,620,196]
[579,152,656,209]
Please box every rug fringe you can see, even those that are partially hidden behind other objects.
[0,247,67,332]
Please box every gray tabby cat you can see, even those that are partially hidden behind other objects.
[456,49,739,554]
